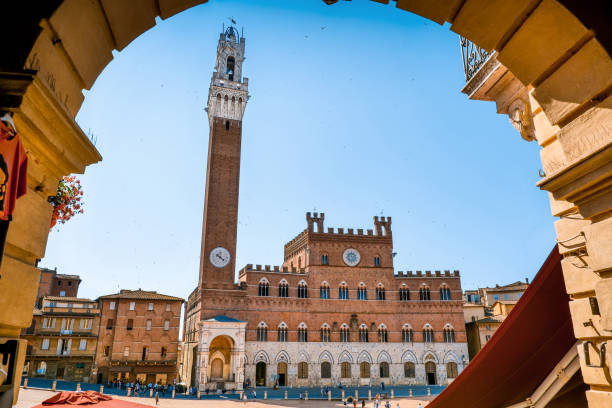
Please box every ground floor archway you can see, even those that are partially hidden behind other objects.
[255,362,266,387]
[425,362,436,385]
[277,362,287,386]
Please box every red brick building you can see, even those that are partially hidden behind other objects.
[95,290,183,385]
[180,25,467,391]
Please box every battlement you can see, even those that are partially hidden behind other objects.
[394,269,460,278]
[238,264,306,277]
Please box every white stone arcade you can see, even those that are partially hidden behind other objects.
[196,316,247,391]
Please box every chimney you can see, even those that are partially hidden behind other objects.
[525,277,529,284]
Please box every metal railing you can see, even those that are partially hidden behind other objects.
[460,36,492,82]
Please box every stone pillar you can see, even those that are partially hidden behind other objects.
[328,390,331,400]
[99,385,104,394]
[126,388,131,397]
[409,389,412,397]
[52,380,56,391]
[23,378,27,389]
[427,388,430,396]
[264,391,267,400]
[284,390,287,400]
[149,389,153,398]
[197,389,201,399]
[368,389,371,400]
[391,389,394,399]
[355,390,358,400]
[305,391,308,400]
[342,390,345,401]
[76,383,81,392]
[172,388,175,399]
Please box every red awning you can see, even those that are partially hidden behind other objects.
[428,246,575,408]
[34,391,151,408]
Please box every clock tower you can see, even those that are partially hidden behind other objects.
[199,25,248,292]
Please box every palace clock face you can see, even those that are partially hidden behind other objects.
[343,248,361,267]
[209,247,231,268]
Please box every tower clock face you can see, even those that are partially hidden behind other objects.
[343,248,361,267]
[209,247,231,268]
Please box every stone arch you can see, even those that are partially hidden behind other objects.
[210,349,226,364]
[318,350,334,364]
[421,351,439,364]
[254,350,269,364]
[298,350,310,363]
[4,3,612,404]
[377,350,392,364]
[357,350,373,364]
[338,350,353,364]
[259,277,269,284]
[275,350,291,364]
[443,351,461,364]
[401,350,418,364]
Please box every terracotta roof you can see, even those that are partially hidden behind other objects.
[97,289,183,302]
[56,274,81,280]
[428,247,574,408]
[43,296,95,302]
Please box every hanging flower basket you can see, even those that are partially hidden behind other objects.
[49,176,84,229]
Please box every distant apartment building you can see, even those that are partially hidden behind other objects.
[22,296,101,382]
[36,267,82,305]
[95,290,183,385]
[463,280,529,359]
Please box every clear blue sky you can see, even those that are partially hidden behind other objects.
[41,0,556,302]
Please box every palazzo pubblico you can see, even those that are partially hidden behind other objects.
[180,26,468,391]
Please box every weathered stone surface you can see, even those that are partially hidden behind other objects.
[6,189,53,260]
[547,192,575,217]
[497,0,589,86]
[561,256,600,296]
[586,390,612,408]
[0,258,39,335]
[49,0,115,89]
[557,94,612,164]
[585,217,612,274]
[533,38,612,126]
[554,218,589,255]
[569,298,602,339]
[540,138,567,176]
[99,0,158,51]
[451,0,538,51]
[395,0,462,25]
[158,0,208,20]
[532,111,559,147]
[595,279,612,333]
[578,341,612,387]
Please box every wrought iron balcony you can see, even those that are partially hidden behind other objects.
[460,36,492,82]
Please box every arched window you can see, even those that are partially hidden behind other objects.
[277,323,288,342]
[376,283,386,301]
[298,323,308,342]
[404,362,415,378]
[338,282,349,300]
[419,286,431,301]
[402,325,413,343]
[379,362,390,378]
[399,284,410,301]
[298,362,308,379]
[321,254,328,265]
[423,325,434,343]
[321,362,331,379]
[256,322,268,341]
[377,325,388,343]
[320,324,331,342]
[278,280,288,297]
[341,361,351,378]
[226,56,235,81]
[359,324,369,342]
[360,362,370,378]
[374,256,381,266]
[440,285,451,300]
[298,281,308,298]
[447,362,458,378]
[340,324,350,343]
[320,281,330,299]
[258,279,269,296]
[357,283,367,300]
[443,326,456,343]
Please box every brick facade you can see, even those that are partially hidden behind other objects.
[95,290,183,384]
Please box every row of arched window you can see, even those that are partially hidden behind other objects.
[264,361,458,379]
[257,279,453,300]
[255,322,456,343]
